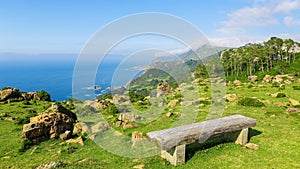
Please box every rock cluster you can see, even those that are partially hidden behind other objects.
[0,87,51,103]
[91,122,111,133]
[262,74,294,84]
[233,80,242,86]
[22,103,77,144]
[248,75,258,82]
[225,94,238,102]
[0,88,21,102]
[36,161,65,169]
[157,82,171,97]
[73,122,90,135]
[115,113,141,129]
[168,99,179,107]
[289,99,300,106]
[112,94,130,104]
[132,131,143,147]
[83,99,108,109]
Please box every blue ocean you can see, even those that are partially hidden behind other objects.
[0,53,143,101]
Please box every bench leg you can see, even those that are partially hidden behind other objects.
[235,128,248,145]
[161,144,186,166]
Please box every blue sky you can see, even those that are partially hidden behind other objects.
[0,0,300,54]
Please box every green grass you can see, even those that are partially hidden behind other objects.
[1,81,300,168]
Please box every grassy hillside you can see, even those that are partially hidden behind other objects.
[1,79,300,168]
[1,38,300,168]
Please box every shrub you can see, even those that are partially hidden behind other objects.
[23,100,31,105]
[238,98,265,107]
[96,91,112,100]
[276,93,286,98]
[1,86,12,90]
[37,90,51,101]
[293,105,300,108]
[293,86,300,90]
[100,104,118,115]
[272,82,280,88]
[133,100,151,111]
[204,86,209,92]
[14,117,30,125]
[279,84,285,91]
[129,89,149,103]
[19,139,32,152]
[187,86,195,90]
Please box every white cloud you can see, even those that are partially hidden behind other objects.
[274,0,300,13]
[218,0,300,35]
[155,47,190,57]
[284,16,300,26]
[277,33,300,41]
[209,37,262,48]
[222,7,277,27]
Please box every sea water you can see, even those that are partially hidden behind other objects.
[0,54,143,101]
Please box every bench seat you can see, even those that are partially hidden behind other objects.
[146,114,256,165]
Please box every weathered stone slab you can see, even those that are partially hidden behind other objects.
[147,114,256,150]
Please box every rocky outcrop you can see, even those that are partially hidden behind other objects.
[115,113,141,130]
[91,122,110,133]
[46,103,77,121]
[123,123,139,130]
[0,88,22,102]
[248,75,258,82]
[83,99,109,110]
[262,75,273,83]
[132,131,143,147]
[289,99,300,106]
[118,113,142,123]
[66,136,84,146]
[0,87,51,103]
[168,100,180,107]
[233,80,242,86]
[286,108,300,114]
[36,161,66,169]
[262,74,294,84]
[22,103,77,144]
[157,82,171,97]
[225,94,238,102]
[73,122,90,135]
[113,94,130,104]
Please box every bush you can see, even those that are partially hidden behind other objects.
[19,139,32,152]
[238,98,265,107]
[247,84,253,88]
[129,89,149,103]
[96,91,112,100]
[276,93,286,98]
[23,100,31,105]
[133,100,151,111]
[37,90,51,101]
[1,86,12,90]
[187,86,195,90]
[293,86,300,90]
[272,82,280,88]
[14,117,30,125]
[100,104,118,115]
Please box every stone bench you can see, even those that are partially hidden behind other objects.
[146,114,256,165]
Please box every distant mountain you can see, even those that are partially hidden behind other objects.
[178,45,228,61]
[127,45,228,92]
[152,45,228,63]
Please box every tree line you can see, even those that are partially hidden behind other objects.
[220,37,300,77]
